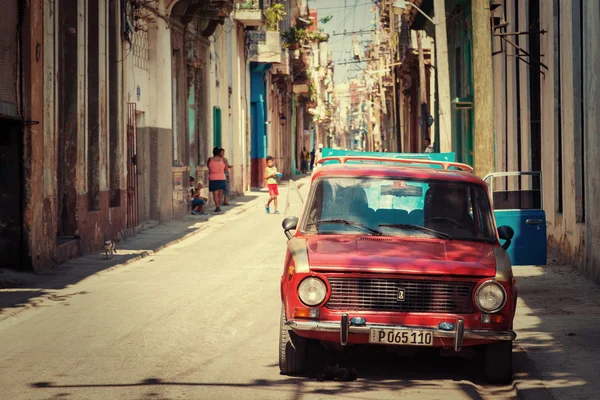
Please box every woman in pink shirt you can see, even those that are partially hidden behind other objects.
[207,147,227,212]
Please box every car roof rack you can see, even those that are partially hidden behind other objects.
[316,156,474,173]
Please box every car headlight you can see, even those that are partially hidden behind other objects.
[474,281,507,313]
[298,277,327,306]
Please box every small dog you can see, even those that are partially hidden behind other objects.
[104,240,117,259]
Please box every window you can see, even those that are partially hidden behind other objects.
[554,0,564,214]
[302,176,496,243]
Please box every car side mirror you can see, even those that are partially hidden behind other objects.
[282,216,299,240]
[497,225,514,250]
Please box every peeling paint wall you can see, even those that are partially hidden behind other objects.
[539,0,600,282]
[22,0,52,271]
[124,0,174,223]
[21,0,128,271]
[582,0,600,283]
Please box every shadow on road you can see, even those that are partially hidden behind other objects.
[27,348,528,399]
[510,252,600,400]
[0,194,259,318]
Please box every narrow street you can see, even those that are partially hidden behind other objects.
[0,183,523,400]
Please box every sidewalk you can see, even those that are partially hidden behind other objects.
[0,176,312,322]
[512,251,600,400]
[0,190,270,321]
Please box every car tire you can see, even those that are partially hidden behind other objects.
[483,341,513,384]
[279,304,307,375]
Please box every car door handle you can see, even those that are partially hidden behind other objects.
[526,219,543,225]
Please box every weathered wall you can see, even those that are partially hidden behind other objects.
[209,21,251,196]
[231,22,251,194]
[582,0,600,283]
[129,3,173,222]
[170,22,190,219]
[21,0,129,271]
[22,0,52,271]
[539,0,585,264]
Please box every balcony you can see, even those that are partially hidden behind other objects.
[272,49,290,75]
[292,83,309,95]
[233,0,265,27]
[247,31,282,63]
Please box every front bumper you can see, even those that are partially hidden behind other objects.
[286,315,517,352]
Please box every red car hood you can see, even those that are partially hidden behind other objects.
[306,236,497,277]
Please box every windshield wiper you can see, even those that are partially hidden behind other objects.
[309,219,383,236]
[378,223,452,240]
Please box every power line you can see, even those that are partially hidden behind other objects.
[313,2,371,11]
[332,29,375,36]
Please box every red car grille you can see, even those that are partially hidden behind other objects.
[326,277,477,314]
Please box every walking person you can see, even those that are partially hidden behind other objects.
[219,148,231,206]
[264,156,281,214]
[300,147,310,174]
[207,147,227,212]
[309,148,315,171]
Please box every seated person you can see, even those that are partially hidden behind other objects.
[331,186,373,226]
[425,185,475,237]
[191,183,208,215]
[190,176,196,197]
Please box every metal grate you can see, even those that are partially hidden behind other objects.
[133,29,149,71]
[126,103,138,228]
[326,277,477,314]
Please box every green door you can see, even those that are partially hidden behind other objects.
[213,106,222,148]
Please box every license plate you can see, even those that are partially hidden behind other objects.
[369,328,434,346]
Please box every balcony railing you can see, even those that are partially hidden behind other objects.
[233,0,265,26]
[247,31,282,63]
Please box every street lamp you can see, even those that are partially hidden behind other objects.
[279,114,287,126]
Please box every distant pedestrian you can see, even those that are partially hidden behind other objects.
[265,155,281,214]
[423,137,434,153]
[207,146,227,212]
[219,148,231,206]
[312,143,323,173]
[300,147,310,174]
[309,148,315,171]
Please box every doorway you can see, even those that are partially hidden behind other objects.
[0,120,23,268]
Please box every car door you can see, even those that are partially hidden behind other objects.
[284,179,305,217]
[484,172,547,266]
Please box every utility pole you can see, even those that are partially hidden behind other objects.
[433,0,452,153]
[417,31,429,150]
[472,0,495,176]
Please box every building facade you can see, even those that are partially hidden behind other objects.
[5,0,266,272]
[394,0,600,282]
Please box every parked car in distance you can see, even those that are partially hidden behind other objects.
[279,155,547,384]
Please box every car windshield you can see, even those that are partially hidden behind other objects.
[302,176,496,242]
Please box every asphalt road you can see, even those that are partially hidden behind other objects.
[0,183,519,399]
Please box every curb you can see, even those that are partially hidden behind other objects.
[0,195,265,323]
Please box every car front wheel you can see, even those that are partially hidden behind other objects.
[483,341,513,384]
[279,304,307,375]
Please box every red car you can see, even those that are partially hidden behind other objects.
[279,156,526,384]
